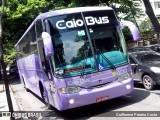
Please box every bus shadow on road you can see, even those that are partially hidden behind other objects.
[134,82,145,89]
[52,88,150,120]
[134,83,160,97]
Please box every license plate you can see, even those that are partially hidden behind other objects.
[96,96,109,103]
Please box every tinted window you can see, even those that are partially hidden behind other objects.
[133,52,160,63]
[46,13,93,64]
[36,20,43,39]
[28,26,37,54]
[16,24,37,59]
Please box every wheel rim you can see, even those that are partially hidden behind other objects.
[143,76,152,89]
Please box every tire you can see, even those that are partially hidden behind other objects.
[142,75,155,90]
[42,89,52,110]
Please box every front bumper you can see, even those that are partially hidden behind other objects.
[57,78,133,111]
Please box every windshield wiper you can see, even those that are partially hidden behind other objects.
[96,49,116,70]
[80,49,89,78]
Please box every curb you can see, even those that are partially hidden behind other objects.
[9,85,21,111]
[9,85,23,120]
[9,84,29,120]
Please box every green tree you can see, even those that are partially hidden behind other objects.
[110,0,144,24]
[2,0,56,64]
[70,0,144,25]
[139,18,153,33]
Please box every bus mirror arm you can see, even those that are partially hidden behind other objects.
[119,20,140,41]
[42,32,54,56]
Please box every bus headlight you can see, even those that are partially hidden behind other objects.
[59,87,81,94]
[118,73,131,82]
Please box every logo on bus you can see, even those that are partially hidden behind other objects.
[98,63,104,70]
[56,16,109,29]
[116,68,128,75]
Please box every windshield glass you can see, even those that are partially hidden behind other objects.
[133,52,160,64]
[45,11,128,78]
[89,26,127,70]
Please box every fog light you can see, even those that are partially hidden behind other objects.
[69,99,75,104]
[126,85,131,89]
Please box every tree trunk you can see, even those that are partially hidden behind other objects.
[0,66,2,80]
[142,0,160,43]
[0,0,15,120]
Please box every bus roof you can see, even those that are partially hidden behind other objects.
[36,6,113,20]
[15,6,113,47]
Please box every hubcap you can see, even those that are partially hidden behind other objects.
[143,76,152,89]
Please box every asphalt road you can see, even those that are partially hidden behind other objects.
[9,79,160,120]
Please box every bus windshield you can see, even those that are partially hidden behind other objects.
[45,11,127,78]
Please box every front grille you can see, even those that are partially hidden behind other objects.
[88,81,113,89]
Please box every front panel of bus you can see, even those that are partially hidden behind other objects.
[44,10,133,110]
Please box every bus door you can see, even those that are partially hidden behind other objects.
[36,20,55,105]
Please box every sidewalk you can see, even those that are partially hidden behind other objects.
[0,80,20,120]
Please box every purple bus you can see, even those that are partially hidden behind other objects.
[15,6,140,111]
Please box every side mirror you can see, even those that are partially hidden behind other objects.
[120,20,140,41]
[42,32,54,56]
